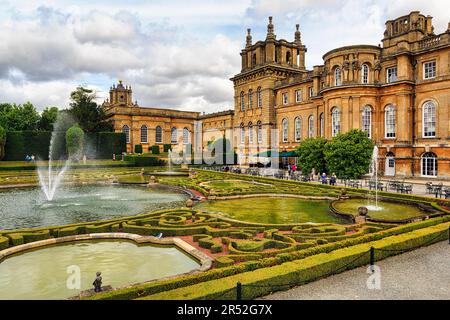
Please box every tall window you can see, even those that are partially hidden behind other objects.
[240,123,245,144]
[319,113,324,137]
[248,89,253,109]
[308,115,314,138]
[335,68,342,86]
[423,61,436,80]
[282,118,288,142]
[140,125,148,143]
[248,122,253,144]
[155,126,162,143]
[331,108,341,137]
[282,93,289,105]
[423,101,436,138]
[295,89,302,103]
[308,87,314,99]
[294,117,302,141]
[362,106,372,138]
[421,152,438,177]
[257,121,262,143]
[361,64,369,84]
[240,91,245,111]
[385,105,396,138]
[171,127,178,143]
[183,128,190,144]
[122,125,130,143]
[386,67,398,83]
[257,87,262,108]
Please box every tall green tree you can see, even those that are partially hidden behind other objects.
[296,137,328,175]
[324,129,375,179]
[69,87,113,132]
[38,107,59,131]
[0,102,40,131]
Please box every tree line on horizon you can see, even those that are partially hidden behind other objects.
[0,86,113,134]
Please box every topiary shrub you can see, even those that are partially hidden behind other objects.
[66,125,84,161]
[150,145,160,154]
[163,144,171,152]
[134,144,143,154]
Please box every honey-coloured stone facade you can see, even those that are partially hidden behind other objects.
[105,11,450,179]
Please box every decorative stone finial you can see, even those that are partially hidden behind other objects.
[246,28,252,47]
[266,16,275,40]
[295,24,301,43]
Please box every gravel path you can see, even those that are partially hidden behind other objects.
[260,241,450,300]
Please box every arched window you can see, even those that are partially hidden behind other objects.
[308,115,314,138]
[286,51,291,65]
[319,113,324,137]
[294,117,302,142]
[331,108,341,137]
[257,121,262,143]
[171,127,178,144]
[252,53,257,66]
[361,64,369,84]
[183,127,190,144]
[122,125,130,143]
[385,105,396,138]
[421,152,438,177]
[140,125,148,143]
[248,89,253,109]
[155,126,163,143]
[240,91,245,111]
[282,118,288,143]
[423,101,436,138]
[335,67,342,86]
[257,87,262,108]
[240,123,245,144]
[362,106,372,138]
[248,122,253,144]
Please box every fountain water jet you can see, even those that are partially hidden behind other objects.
[366,145,382,212]
[37,114,73,201]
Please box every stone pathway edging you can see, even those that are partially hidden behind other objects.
[209,193,337,201]
[0,232,213,272]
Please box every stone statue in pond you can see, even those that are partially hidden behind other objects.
[93,272,102,292]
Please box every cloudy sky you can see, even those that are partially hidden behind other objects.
[0,0,448,113]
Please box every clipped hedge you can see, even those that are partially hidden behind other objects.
[0,236,9,250]
[4,131,51,161]
[150,145,160,154]
[163,144,171,152]
[4,131,126,160]
[140,221,450,300]
[123,155,164,167]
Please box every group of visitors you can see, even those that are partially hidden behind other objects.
[286,164,298,175]
[321,172,337,186]
[24,154,35,162]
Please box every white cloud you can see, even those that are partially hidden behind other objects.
[0,0,448,112]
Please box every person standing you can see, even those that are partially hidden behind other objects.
[330,173,337,186]
[321,173,327,184]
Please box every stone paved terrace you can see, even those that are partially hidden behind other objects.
[260,241,450,300]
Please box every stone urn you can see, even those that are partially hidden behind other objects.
[355,206,368,224]
[140,168,145,176]
[358,206,368,216]
[339,188,349,200]
[148,175,158,184]
[185,199,194,208]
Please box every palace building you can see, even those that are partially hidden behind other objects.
[104,11,450,178]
